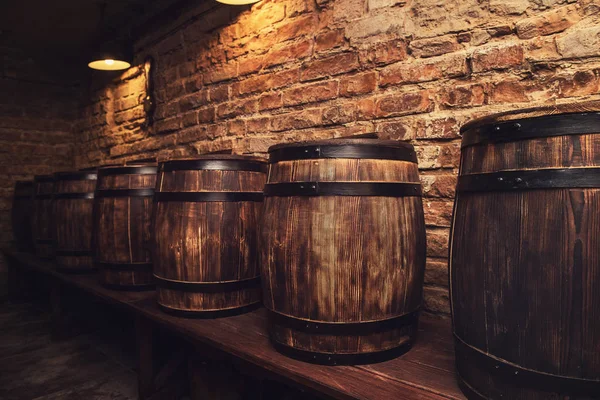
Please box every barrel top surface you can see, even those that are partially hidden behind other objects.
[34,174,54,182]
[162,155,267,163]
[269,138,414,152]
[97,165,158,175]
[461,100,600,133]
[54,170,98,180]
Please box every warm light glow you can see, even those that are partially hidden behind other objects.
[88,59,131,71]
[215,0,260,4]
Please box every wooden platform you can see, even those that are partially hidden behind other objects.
[2,249,465,400]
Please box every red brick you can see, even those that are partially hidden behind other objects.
[165,83,185,99]
[263,39,313,68]
[239,2,286,37]
[197,107,216,123]
[315,29,346,52]
[425,259,449,287]
[209,85,230,103]
[556,26,600,59]
[409,35,461,58]
[360,39,408,66]
[424,199,454,228]
[556,71,600,98]
[375,120,413,140]
[490,81,529,103]
[258,93,283,111]
[416,117,461,140]
[426,228,450,258]
[471,44,524,72]
[322,104,358,125]
[216,98,257,119]
[247,117,272,134]
[423,286,450,314]
[283,81,339,107]
[203,62,238,84]
[516,4,580,40]
[340,72,377,97]
[227,120,246,136]
[301,52,359,81]
[374,91,432,117]
[380,53,468,86]
[155,117,180,134]
[439,84,486,108]
[178,90,209,112]
[420,174,457,198]
[237,69,299,95]
[271,109,323,131]
[181,111,198,127]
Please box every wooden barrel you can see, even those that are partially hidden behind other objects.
[11,180,34,252]
[32,175,55,259]
[261,139,426,365]
[450,102,600,399]
[152,156,267,317]
[53,170,97,273]
[93,165,157,290]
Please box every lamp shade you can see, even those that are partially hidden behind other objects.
[88,41,132,71]
[215,0,260,4]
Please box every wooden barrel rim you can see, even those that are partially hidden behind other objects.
[461,100,600,132]
[270,339,414,366]
[34,175,54,182]
[160,157,267,173]
[97,165,158,176]
[54,171,97,181]
[454,335,600,396]
[461,112,600,148]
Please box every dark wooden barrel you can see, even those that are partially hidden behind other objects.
[11,180,34,252]
[32,175,55,259]
[152,156,267,317]
[450,102,600,400]
[261,139,426,365]
[53,170,97,273]
[93,165,157,290]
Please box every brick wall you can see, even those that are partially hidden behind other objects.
[0,47,77,272]
[74,0,600,315]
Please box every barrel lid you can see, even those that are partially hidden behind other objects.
[461,101,600,147]
[160,155,268,173]
[34,174,54,182]
[97,165,158,177]
[268,139,416,163]
[54,170,98,180]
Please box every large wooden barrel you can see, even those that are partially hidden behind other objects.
[93,165,157,290]
[261,139,426,365]
[32,175,55,259]
[450,102,600,399]
[11,180,34,252]
[152,156,267,317]
[53,170,97,273]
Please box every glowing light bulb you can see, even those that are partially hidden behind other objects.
[104,59,115,65]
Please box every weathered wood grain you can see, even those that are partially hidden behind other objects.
[451,109,600,399]
[52,171,97,273]
[152,156,267,316]
[261,139,426,364]
[32,175,55,259]
[12,180,34,252]
[93,166,157,289]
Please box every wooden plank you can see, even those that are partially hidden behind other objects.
[2,249,464,400]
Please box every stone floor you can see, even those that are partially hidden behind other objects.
[0,300,139,400]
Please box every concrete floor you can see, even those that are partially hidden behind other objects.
[0,300,139,400]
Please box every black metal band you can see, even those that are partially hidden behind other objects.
[56,266,96,274]
[34,194,53,200]
[35,238,53,244]
[270,339,414,366]
[53,192,95,200]
[155,275,261,293]
[98,166,158,176]
[269,144,417,163]
[454,335,600,397]
[97,262,153,271]
[268,309,419,336]
[95,189,155,198]
[102,283,155,291]
[457,168,600,193]
[157,302,262,319]
[160,159,267,173]
[54,172,97,181]
[264,182,422,197]
[461,112,600,148]
[154,192,263,202]
[55,250,93,257]
[456,375,486,400]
